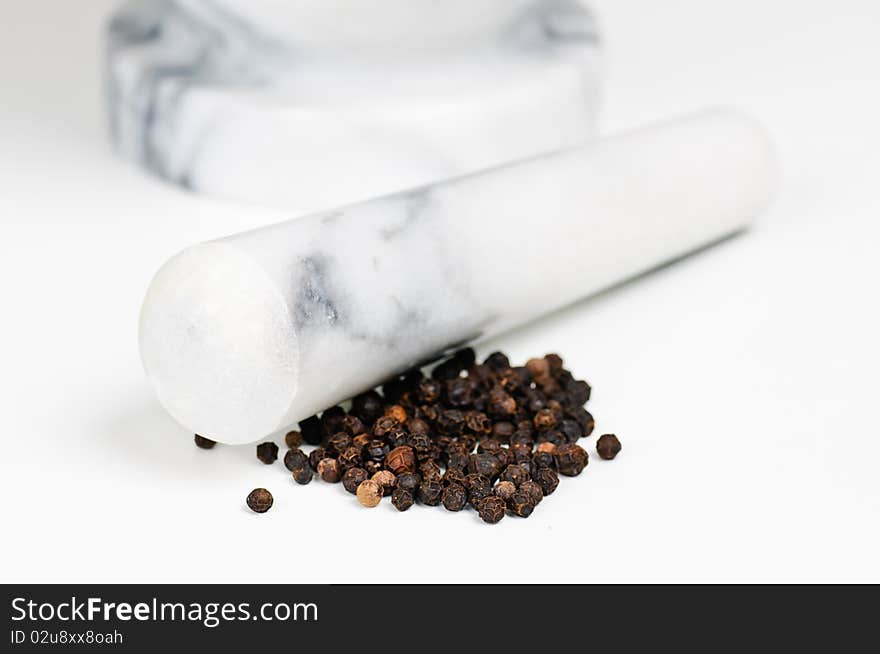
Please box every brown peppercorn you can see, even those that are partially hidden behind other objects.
[500,464,530,487]
[508,491,535,518]
[385,445,416,474]
[284,430,302,449]
[442,467,467,487]
[533,467,559,496]
[256,442,279,464]
[464,474,493,506]
[342,467,369,494]
[477,496,506,524]
[356,479,383,507]
[372,416,400,439]
[544,353,564,371]
[417,480,444,506]
[525,357,551,380]
[372,470,397,496]
[536,441,556,454]
[487,388,517,417]
[317,458,342,483]
[327,432,352,454]
[520,480,544,506]
[341,414,367,437]
[246,488,273,513]
[442,483,468,512]
[494,480,516,501]
[511,442,533,463]
[292,466,313,485]
[554,443,589,476]
[396,472,421,493]
[533,409,558,432]
[418,459,441,483]
[596,434,622,460]
[352,433,371,448]
[407,417,431,437]
[384,404,408,423]
[391,488,415,512]
[194,434,216,449]
[337,445,364,471]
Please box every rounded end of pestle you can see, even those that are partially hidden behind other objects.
[139,242,299,444]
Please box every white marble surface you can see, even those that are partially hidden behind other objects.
[107,0,601,214]
[140,111,775,443]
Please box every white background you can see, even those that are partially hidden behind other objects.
[1,0,878,582]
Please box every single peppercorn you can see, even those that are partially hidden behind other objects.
[246,488,273,513]
[468,452,502,480]
[337,445,364,471]
[396,472,421,493]
[391,488,415,512]
[464,473,493,506]
[256,442,279,465]
[508,491,535,518]
[417,480,444,506]
[194,434,216,449]
[596,434,622,460]
[533,409,558,432]
[356,480,383,507]
[487,388,517,417]
[442,467,467,487]
[327,432,352,454]
[554,443,589,476]
[520,480,544,506]
[320,406,347,436]
[533,467,559,496]
[500,464,530,487]
[419,459,443,483]
[372,470,397,496]
[284,430,302,449]
[494,480,516,501]
[292,466,313,485]
[341,414,367,437]
[525,357,551,381]
[351,390,384,424]
[317,458,342,483]
[477,496,506,524]
[484,351,510,371]
[384,404,408,423]
[442,483,468,512]
[386,445,416,474]
[284,448,309,471]
[308,447,326,471]
[342,467,369,494]
[298,415,323,445]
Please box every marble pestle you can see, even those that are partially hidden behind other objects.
[139,110,776,444]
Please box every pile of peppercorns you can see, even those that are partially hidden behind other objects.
[219,348,621,523]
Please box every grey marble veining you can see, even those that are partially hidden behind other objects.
[106,0,601,214]
[139,110,777,444]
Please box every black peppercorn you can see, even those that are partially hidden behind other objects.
[464,473,492,506]
[396,472,421,493]
[308,447,326,471]
[596,434,622,460]
[194,434,216,449]
[477,496,506,524]
[341,414,367,437]
[284,448,309,471]
[500,464,530,487]
[533,409,558,432]
[342,467,369,494]
[391,488,415,511]
[533,467,559,496]
[351,390,385,424]
[442,483,468,511]
[508,491,535,518]
[292,466,313,485]
[246,488,273,513]
[554,443,589,476]
[417,378,443,404]
[417,480,444,506]
[442,467,467,487]
[520,480,544,506]
[327,432,352,454]
[338,445,364,471]
[566,379,591,406]
[484,351,510,371]
[363,460,383,476]
[320,406,347,437]
[366,439,390,463]
[256,442,279,465]
[419,459,443,483]
[299,415,324,446]
[487,388,517,417]
[468,452,502,480]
